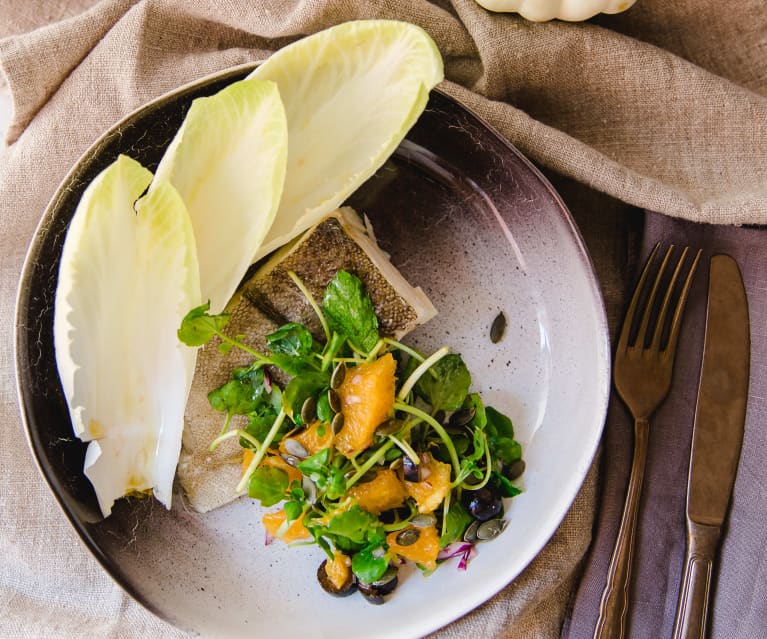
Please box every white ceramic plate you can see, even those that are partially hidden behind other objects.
[16,65,610,638]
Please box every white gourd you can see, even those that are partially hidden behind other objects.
[474,0,636,22]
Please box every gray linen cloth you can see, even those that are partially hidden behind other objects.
[0,1,765,638]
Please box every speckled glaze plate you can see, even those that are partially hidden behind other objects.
[16,64,609,638]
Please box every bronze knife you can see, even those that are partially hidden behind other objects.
[672,254,750,639]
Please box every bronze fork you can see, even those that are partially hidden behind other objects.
[593,244,701,639]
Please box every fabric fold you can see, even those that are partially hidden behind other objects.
[0,1,766,638]
[0,0,138,144]
[1,0,766,224]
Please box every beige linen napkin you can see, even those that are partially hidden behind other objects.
[1,1,765,638]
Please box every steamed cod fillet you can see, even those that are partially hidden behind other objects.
[244,207,436,339]
[178,294,281,513]
[180,207,436,513]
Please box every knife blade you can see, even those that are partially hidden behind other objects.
[673,253,750,639]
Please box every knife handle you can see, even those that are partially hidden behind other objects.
[673,522,721,639]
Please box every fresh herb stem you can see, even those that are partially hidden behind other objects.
[396,346,449,402]
[347,340,370,358]
[287,270,330,343]
[218,413,233,438]
[381,504,418,532]
[382,519,414,532]
[217,331,270,362]
[345,440,395,490]
[387,434,419,465]
[236,408,287,493]
[382,337,425,363]
[238,430,265,451]
[209,427,264,453]
[459,432,493,490]
[209,428,239,451]
[394,401,460,478]
[365,338,386,362]
[321,332,346,371]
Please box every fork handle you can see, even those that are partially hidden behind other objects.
[593,418,650,639]
[672,521,721,639]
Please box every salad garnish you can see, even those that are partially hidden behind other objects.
[179,269,524,603]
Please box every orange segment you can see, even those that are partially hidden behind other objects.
[325,550,352,591]
[386,525,440,570]
[335,353,396,457]
[242,448,255,476]
[262,509,311,543]
[347,468,407,515]
[403,456,451,514]
[282,421,334,456]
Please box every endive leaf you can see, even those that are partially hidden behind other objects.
[248,20,444,261]
[53,155,201,517]
[154,78,288,313]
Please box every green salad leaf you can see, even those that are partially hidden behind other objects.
[415,354,472,412]
[282,372,329,423]
[177,302,231,346]
[322,270,379,353]
[486,406,522,465]
[352,544,390,583]
[248,466,290,506]
[267,322,316,357]
[297,449,347,500]
[440,501,473,547]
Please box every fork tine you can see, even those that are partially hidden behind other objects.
[634,244,674,349]
[650,247,690,350]
[664,248,702,355]
[617,243,661,352]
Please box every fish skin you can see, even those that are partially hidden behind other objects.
[243,207,436,341]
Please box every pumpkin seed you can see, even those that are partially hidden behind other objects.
[411,513,437,528]
[395,528,421,546]
[300,396,317,424]
[331,412,344,434]
[330,361,347,389]
[283,438,309,459]
[476,518,508,541]
[490,311,506,343]
[302,476,317,504]
[463,519,480,543]
[327,388,341,413]
[281,453,302,468]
